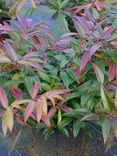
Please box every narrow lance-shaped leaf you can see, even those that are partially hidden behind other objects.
[18,60,44,71]
[4,41,18,61]
[102,118,111,144]
[73,120,81,138]
[48,107,57,119]
[0,87,8,109]
[30,82,40,99]
[92,63,104,84]
[81,113,99,121]
[73,19,86,38]
[101,26,116,39]
[11,100,32,108]
[57,109,62,125]
[24,102,36,123]
[108,61,116,81]
[42,116,50,128]
[36,103,42,123]
[4,107,14,133]
[101,86,113,112]
[41,96,48,116]
[80,42,102,71]
[10,87,24,100]
[2,112,8,136]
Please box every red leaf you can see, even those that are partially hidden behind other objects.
[32,35,41,46]
[76,66,82,77]
[10,87,24,100]
[0,87,8,109]
[108,61,117,81]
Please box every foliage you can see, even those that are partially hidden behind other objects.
[0,0,117,154]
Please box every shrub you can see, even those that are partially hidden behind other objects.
[0,0,117,154]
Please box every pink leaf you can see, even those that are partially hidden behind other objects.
[24,102,36,123]
[48,107,57,119]
[80,42,102,70]
[94,0,105,11]
[101,26,116,40]
[18,60,45,71]
[30,82,40,99]
[4,41,18,61]
[57,104,70,112]
[18,17,32,29]
[0,87,8,109]
[42,116,51,128]
[69,4,92,15]
[115,88,117,109]
[0,21,15,31]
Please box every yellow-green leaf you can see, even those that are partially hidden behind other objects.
[5,108,14,132]
[36,103,42,123]
[11,100,32,108]
[101,86,113,112]
[57,109,62,125]
[2,112,8,136]
[41,96,48,116]
[102,118,111,144]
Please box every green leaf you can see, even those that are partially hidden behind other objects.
[73,120,81,138]
[58,117,73,128]
[39,72,51,83]
[92,8,99,19]
[102,118,111,144]
[81,93,91,106]
[60,0,70,8]
[101,86,113,112]
[73,20,86,38]
[41,83,52,91]
[60,71,72,88]
[59,127,69,137]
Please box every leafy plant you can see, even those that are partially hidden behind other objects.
[0,0,117,154]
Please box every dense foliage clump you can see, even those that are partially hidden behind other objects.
[0,0,117,154]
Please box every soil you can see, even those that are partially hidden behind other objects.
[22,130,117,156]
